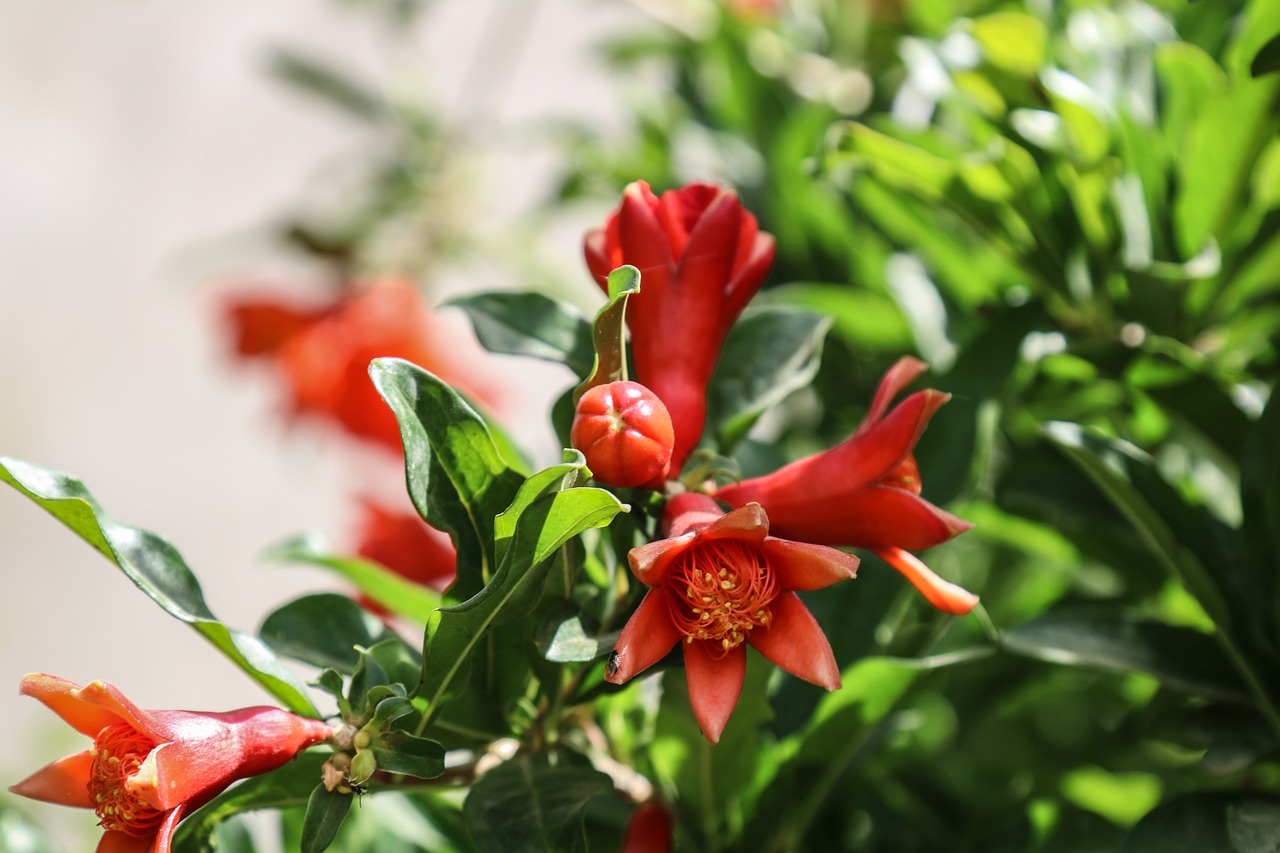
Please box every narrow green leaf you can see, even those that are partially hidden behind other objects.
[416,457,627,724]
[968,11,1047,76]
[263,533,441,622]
[373,730,446,779]
[707,306,832,452]
[369,359,525,600]
[0,456,318,716]
[1001,609,1247,701]
[463,756,613,853]
[574,264,641,402]
[268,48,386,123]
[172,753,328,852]
[300,784,353,853]
[448,291,595,377]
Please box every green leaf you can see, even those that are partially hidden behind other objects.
[173,753,328,852]
[260,593,395,673]
[827,122,956,201]
[968,12,1047,76]
[263,533,441,622]
[0,456,318,716]
[415,455,627,723]
[369,359,525,601]
[448,291,595,377]
[301,784,353,853]
[535,606,617,663]
[1001,609,1246,701]
[463,756,613,853]
[1251,34,1280,78]
[1061,766,1162,827]
[1122,793,1280,852]
[707,306,832,452]
[574,264,642,401]
[268,48,386,123]
[774,283,912,350]
[373,730,446,779]
[1240,387,1280,588]
[1228,800,1280,853]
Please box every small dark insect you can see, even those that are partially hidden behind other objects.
[343,777,368,802]
[606,649,621,679]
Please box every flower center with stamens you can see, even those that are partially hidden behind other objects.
[88,722,165,837]
[667,540,777,654]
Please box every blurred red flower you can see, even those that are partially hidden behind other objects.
[354,497,456,594]
[223,277,491,453]
[605,493,857,743]
[10,674,331,852]
[585,181,775,474]
[715,357,976,614]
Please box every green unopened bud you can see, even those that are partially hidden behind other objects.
[353,729,373,751]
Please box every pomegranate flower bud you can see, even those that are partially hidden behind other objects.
[9,674,332,852]
[621,801,674,853]
[715,357,976,614]
[584,181,775,475]
[571,381,675,489]
[606,494,858,743]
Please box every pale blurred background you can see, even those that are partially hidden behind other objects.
[0,0,639,846]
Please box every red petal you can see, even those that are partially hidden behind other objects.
[747,592,840,690]
[629,533,697,586]
[760,538,859,591]
[683,641,746,744]
[607,589,683,684]
[699,502,769,545]
[660,493,725,537]
[73,680,170,742]
[19,674,123,738]
[858,356,929,436]
[877,546,978,615]
[671,189,742,321]
[584,228,615,289]
[770,485,972,551]
[725,233,775,319]
[96,831,156,853]
[617,183,675,280]
[656,182,721,256]
[152,806,185,853]
[9,750,95,807]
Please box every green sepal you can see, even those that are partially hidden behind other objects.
[573,264,641,402]
[0,456,318,717]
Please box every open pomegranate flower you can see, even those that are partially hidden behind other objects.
[584,180,775,475]
[10,674,332,853]
[714,357,977,615]
[605,493,858,743]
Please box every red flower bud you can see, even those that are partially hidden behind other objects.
[621,801,674,853]
[571,381,674,488]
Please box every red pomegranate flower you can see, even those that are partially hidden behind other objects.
[223,278,493,453]
[605,494,858,743]
[9,674,332,852]
[714,357,976,614]
[584,181,775,475]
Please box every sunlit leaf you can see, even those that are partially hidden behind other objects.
[448,291,594,377]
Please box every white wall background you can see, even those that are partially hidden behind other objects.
[0,0,640,846]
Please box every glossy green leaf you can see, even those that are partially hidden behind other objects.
[1001,609,1246,701]
[172,754,328,852]
[369,359,525,600]
[415,454,627,724]
[463,756,612,853]
[0,456,318,716]
[301,784,353,853]
[707,306,831,452]
[373,730,446,779]
[260,593,395,673]
[264,533,442,622]
[536,607,616,663]
[574,264,641,401]
[969,12,1047,76]
[448,291,595,377]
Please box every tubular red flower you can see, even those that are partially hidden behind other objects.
[605,494,858,743]
[9,674,332,853]
[223,278,495,453]
[584,181,775,475]
[714,357,977,614]
[621,801,674,853]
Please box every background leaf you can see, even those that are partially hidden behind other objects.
[448,292,594,377]
[462,756,613,853]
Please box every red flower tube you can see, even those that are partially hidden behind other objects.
[9,674,333,853]
[605,494,858,743]
[584,181,775,474]
[714,357,977,614]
